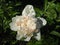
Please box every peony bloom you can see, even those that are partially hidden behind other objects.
[9,5,47,41]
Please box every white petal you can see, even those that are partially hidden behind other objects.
[24,33,33,41]
[9,22,21,31]
[27,19,36,30]
[12,15,21,22]
[16,34,23,40]
[34,32,41,41]
[16,30,24,40]
[24,36,31,41]
[9,22,17,31]
[37,17,47,26]
[22,5,35,17]
[9,16,22,31]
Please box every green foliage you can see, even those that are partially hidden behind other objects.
[56,3,60,13]
[0,0,60,45]
[35,8,43,17]
[50,31,60,37]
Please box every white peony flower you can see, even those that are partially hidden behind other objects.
[9,5,47,41]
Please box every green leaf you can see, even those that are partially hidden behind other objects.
[35,8,43,17]
[0,9,3,14]
[50,31,60,37]
[55,25,60,29]
[56,19,60,22]
[45,8,57,19]
[9,11,19,16]
[7,6,13,9]
[44,8,57,24]
[56,3,60,13]
[48,2,56,9]
[15,2,21,6]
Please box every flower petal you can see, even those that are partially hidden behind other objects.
[34,32,41,41]
[37,17,47,26]
[9,16,23,31]
[12,16,21,22]
[24,36,31,41]
[16,30,24,40]
[22,5,35,17]
[9,22,18,31]
[16,34,23,40]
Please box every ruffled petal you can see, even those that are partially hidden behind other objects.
[24,36,31,41]
[34,32,41,41]
[37,17,47,26]
[16,30,24,40]
[9,22,18,31]
[16,34,23,40]
[22,5,36,17]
